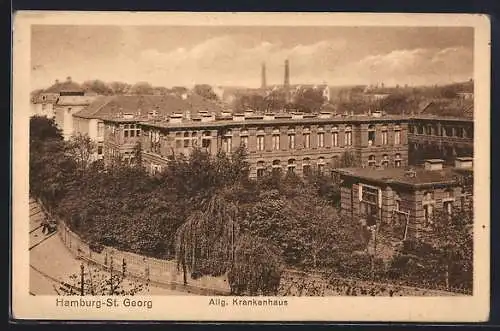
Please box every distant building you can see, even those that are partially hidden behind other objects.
[408,115,473,165]
[334,158,473,239]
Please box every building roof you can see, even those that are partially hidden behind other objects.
[74,94,224,120]
[31,93,59,104]
[335,166,472,188]
[56,95,98,106]
[419,99,473,119]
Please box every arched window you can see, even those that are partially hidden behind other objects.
[287,159,296,174]
[303,157,311,176]
[256,160,265,178]
[382,154,389,167]
[368,155,376,167]
[317,157,325,174]
[395,153,402,168]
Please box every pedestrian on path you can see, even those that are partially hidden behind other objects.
[41,218,49,234]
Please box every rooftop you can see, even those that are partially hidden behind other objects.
[335,166,472,188]
[74,94,224,120]
[56,95,98,106]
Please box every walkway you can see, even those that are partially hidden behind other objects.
[29,199,192,296]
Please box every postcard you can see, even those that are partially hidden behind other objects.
[12,11,490,322]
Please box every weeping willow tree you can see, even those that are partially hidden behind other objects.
[175,194,240,282]
[175,193,283,295]
[228,234,283,295]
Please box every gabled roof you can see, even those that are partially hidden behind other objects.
[74,94,224,120]
[56,95,98,106]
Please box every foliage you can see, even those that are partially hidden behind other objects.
[228,234,283,295]
[59,262,148,296]
[66,133,97,175]
[82,80,114,95]
[130,81,154,95]
[193,84,218,100]
[293,88,325,113]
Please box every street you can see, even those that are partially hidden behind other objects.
[29,199,192,296]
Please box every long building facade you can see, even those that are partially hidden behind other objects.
[137,111,410,178]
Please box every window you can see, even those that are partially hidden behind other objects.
[272,128,280,150]
[426,125,432,135]
[184,132,190,148]
[303,127,311,148]
[332,126,339,147]
[288,129,296,149]
[394,199,400,212]
[360,185,380,226]
[417,125,424,135]
[272,160,282,175]
[317,157,325,174]
[423,191,435,227]
[381,125,388,145]
[202,131,211,149]
[318,132,325,148]
[223,130,232,153]
[409,125,415,134]
[257,129,265,151]
[394,125,401,145]
[395,153,402,168]
[150,130,161,154]
[256,161,265,178]
[240,129,249,148]
[424,204,433,227]
[331,156,339,169]
[192,132,198,147]
[368,155,376,167]
[303,158,311,176]
[97,146,103,155]
[444,201,453,215]
[287,159,296,174]
[382,154,389,167]
[368,125,376,146]
[97,122,104,138]
[345,125,352,146]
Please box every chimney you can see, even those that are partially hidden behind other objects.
[184,110,191,120]
[424,159,444,171]
[66,76,72,82]
[169,113,183,124]
[284,59,290,88]
[261,62,267,89]
[455,157,473,169]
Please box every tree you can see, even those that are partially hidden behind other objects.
[193,84,218,100]
[293,88,325,113]
[228,234,283,295]
[67,133,97,176]
[58,262,149,296]
[30,116,63,144]
[130,81,154,95]
[109,81,131,95]
[82,80,113,95]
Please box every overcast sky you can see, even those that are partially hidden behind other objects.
[31,25,473,90]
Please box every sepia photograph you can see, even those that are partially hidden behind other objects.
[12,12,490,321]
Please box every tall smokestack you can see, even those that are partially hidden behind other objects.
[284,59,290,88]
[261,62,267,89]
[284,59,290,103]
